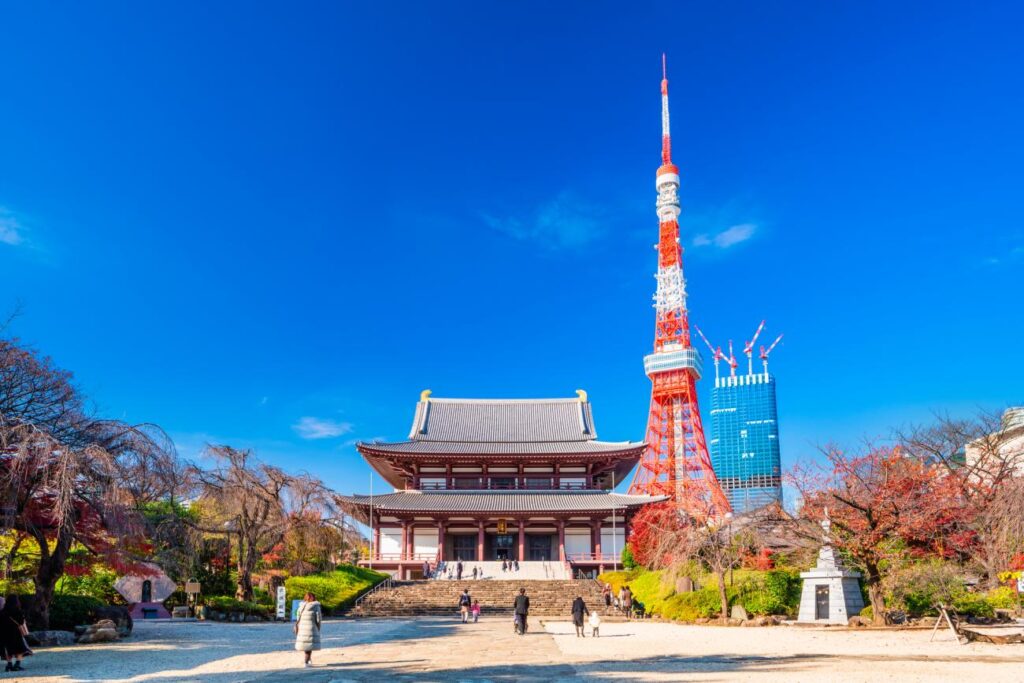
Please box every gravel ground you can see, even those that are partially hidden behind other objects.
[11,616,1024,682]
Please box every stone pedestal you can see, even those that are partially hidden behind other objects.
[797,522,864,625]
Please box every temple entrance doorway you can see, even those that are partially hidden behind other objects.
[493,533,515,560]
[453,535,476,561]
[528,535,552,561]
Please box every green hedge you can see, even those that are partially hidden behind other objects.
[284,564,389,613]
[598,568,802,622]
[49,594,106,631]
[203,596,270,616]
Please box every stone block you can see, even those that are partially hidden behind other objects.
[730,605,749,621]
[30,630,76,647]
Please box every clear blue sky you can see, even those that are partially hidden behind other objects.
[2,2,1021,494]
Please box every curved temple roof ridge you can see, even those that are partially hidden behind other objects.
[408,395,603,443]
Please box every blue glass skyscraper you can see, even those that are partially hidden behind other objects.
[708,372,783,513]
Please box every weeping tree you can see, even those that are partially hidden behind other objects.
[192,446,338,601]
[0,337,189,627]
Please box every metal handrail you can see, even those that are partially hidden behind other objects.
[353,576,395,610]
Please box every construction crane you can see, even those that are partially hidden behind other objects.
[760,334,784,374]
[723,340,738,378]
[743,320,766,376]
[694,325,725,381]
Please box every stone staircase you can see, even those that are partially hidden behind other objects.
[434,560,570,581]
[350,579,615,619]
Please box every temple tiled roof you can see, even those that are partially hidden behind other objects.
[360,395,643,456]
[408,397,599,442]
[342,490,667,514]
[356,394,645,487]
[359,440,643,456]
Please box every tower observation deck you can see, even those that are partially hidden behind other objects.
[628,57,731,517]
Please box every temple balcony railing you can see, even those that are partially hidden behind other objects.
[416,480,593,491]
[567,552,623,564]
[364,552,439,562]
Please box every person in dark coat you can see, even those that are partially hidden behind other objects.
[0,595,32,672]
[602,583,612,607]
[571,595,590,637]
[456,560,463,581]
[458,589,472,623]
[513,588,530,635]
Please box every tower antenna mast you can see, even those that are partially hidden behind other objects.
[629,55,731,517]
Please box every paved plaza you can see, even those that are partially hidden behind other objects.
[16,616,1024,682]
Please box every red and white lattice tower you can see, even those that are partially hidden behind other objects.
[629,57,732,517]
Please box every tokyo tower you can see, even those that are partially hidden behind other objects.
[628,56,732,516]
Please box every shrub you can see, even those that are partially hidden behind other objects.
[596,570,640,594]
[284,564,389,613]
[951,591,993,618]
[739,570,800,616]
[56,567,119,603]
[661,588,723,622]
[984,586,1020,611]
[49,594,106,631]
[203,596,269,616]
[628,570,672,614]
[252,587,275,606]
[884,560,963,617]
[622,544,637,570]
[860,605,873,620]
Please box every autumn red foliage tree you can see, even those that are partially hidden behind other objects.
[791,445,964,623]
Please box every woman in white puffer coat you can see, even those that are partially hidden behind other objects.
[294,592,322,668]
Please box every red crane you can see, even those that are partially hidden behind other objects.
[743,320,766,376]
[694,325,725,381]
[760,334,784,374]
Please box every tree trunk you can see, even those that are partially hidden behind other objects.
[27,525,74,630]
[236,541,256,601]
[716,569,729,619]
[864,562,885,625]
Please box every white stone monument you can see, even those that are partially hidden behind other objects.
[797,514,864,624]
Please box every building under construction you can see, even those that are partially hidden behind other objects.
[702,322,784,513]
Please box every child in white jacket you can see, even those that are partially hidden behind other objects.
[589,611,601,637]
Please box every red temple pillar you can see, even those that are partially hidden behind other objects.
[373,521,380,560]
[400,521,409,561]
[558,520,566,563]
[592,519,602,559]
[437,522,446,563]
[477,520,485,562]
[518,520,526,561]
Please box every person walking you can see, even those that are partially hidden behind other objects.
[0,595,32,673]
[513,559,519,572]
[423,560,430,578]
[458,589,472,623]
[589,610,602,637]
[513,587,530,635]
[293,592,322,668]
[621,586,633,620]
[472,566,478,580]
[501,559,508,572]
[471,599,481,623]
[571,595,589,638]
[602,583,612,607]
[456,560,463,581]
